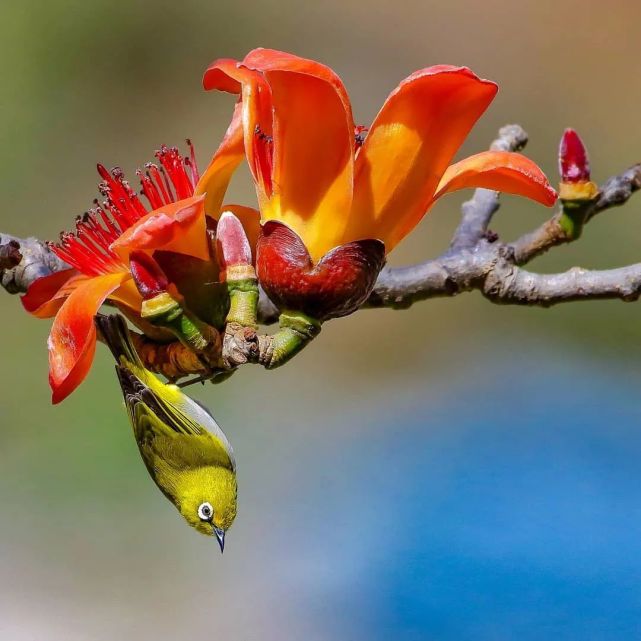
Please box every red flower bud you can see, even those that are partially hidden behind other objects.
[216,211,253,271]
[257,222,385,321]
[559,128,591,183]
[129,250,170,300]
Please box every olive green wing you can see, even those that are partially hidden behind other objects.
[117,366,235,472]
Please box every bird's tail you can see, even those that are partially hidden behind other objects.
[95,313,143,368]
[96,313,177,406]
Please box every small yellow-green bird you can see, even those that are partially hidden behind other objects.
[96,314,237,551]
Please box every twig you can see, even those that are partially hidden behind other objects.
[511,163,641,265]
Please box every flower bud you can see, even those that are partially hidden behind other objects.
[559,128,591,184]
[558,129,599,203]
[216,211,255,281]
[129,250,170,300]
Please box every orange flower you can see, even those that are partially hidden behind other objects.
[200,49,557,319]
[23,143,255,403]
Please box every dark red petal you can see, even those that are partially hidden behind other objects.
[129,250,170,300]
[256,221,385,320]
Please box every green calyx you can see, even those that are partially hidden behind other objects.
[558,200,592,240]
[141,292,217,355]
[266,310,322,369]
[557,180,599,240]
[226,277,259,328]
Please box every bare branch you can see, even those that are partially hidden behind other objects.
[591,163,641,217]
[449,124,528,251]
[484,261,641,305]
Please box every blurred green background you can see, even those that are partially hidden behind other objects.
[1,1,641,639]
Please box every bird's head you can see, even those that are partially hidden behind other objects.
[174,466,238,551]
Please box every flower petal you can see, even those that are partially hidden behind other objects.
[259,66,354,262]
[111,195,209,262]
[351,66,498,253]
[109,278,144,311]
[48,272,130,404]
[434,151,558,205]
[203,58,273,206]
[21,269,82,318]
[203,50,355,263]
[243,48,352,119]
[194,101,245,218]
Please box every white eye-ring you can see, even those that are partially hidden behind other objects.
[198,502,214,521]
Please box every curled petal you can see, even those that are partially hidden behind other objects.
[203,58,274,205]
[21,269,83,318]
[111,195,209,262]
[194,101,246,218]
[351,66,498,252]
[48,272,131,404]
[434,151,557,206]
[203,49,355,262]
[242,48,353,122]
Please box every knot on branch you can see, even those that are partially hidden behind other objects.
[0,234,68,294]
[0,240,22,270]
[221,322,261,368]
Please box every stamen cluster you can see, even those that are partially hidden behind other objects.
[50,143,200,277]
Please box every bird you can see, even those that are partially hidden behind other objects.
[96,313,237,552]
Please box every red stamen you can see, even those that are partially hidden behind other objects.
[184,157,197,190]
[156,145,192,200]
[137,170,163,210]
[146,163,171,205]
[52,142,198,278]
[186,138,200,184]
[95,200,123,238]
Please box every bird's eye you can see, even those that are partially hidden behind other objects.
[198,502,214,521]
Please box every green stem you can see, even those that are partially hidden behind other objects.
[266,310,322,369]
[558,200,592,240]
[141,292,218,355]
[226,278,259,328]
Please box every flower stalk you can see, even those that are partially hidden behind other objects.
[130,252,221,363]
[264,310,322,369]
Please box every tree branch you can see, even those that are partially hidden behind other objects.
[511,163,641,264]
[2,125,640,382]
[449,124,528,251]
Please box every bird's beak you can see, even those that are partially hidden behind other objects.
[213,526,225,553]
